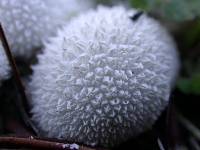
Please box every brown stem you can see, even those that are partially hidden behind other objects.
[166,96,180,150]
[0,23,38,134]
[0,136,97,150]
[178,113,200,141]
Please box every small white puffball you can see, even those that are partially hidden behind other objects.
[0,0,94,58]
[0,0,56,58]
[0,44,10,85]
[28,6,179,148]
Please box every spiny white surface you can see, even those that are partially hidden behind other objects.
[46,0,95,21]
[28,6,179,148]
[0,43,10,85]
[0,0,94,58]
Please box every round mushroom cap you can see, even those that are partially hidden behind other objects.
[0,0,94,58]
[28,6,179,148]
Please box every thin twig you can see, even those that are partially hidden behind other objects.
[0,136,97,150]
[0,23,38,135]
[166,96,180,150]
[157,138,166,150]
[189,136,200,150]
[178,113,200,141]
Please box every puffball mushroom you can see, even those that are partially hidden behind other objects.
[0,0,94,58]
[28,6,179,148]
[0,44,10,85]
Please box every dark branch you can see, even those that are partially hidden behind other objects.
[130,11,143,21]
[0,136,97,150]
[0,23,38,135]
[166,96,180,150]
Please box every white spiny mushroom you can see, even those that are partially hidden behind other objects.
[0,0,94,58]
[28,6,179,148]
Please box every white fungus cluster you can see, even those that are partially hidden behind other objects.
[0,0,94,58]
[28,6,179,148]
[0,44,10,85]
